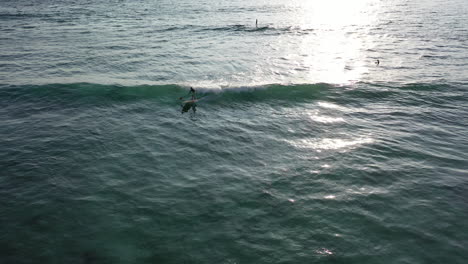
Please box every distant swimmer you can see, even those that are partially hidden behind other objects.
[375,59,380,66]
[256,19,258,28]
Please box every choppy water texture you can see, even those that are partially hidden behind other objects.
[1,0,468,263]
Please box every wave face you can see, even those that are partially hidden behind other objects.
[0,83,330,104]
[1,81,468,263]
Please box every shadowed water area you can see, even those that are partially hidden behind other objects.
[1,0,467,263]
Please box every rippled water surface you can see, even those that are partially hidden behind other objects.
[1,0,467,263]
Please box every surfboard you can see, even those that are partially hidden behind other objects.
[183,99,198,104]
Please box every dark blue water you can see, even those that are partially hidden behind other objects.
[1,0,467,263]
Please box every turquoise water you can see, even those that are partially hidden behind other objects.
[1,0,468,263]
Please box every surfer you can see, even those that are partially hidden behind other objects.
[375,59,380,66]
[178,87,196,100]
[189,87,196,100]
[256,19,258,28]
[179,87,197,114]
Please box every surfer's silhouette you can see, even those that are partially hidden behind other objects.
[189,87,196,100]
[180,87,197,113]
[375,59,380,66]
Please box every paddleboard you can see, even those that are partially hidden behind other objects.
[183,99,198,104]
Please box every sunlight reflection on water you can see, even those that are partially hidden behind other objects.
[280,0,382,85]
[287,137,374,151]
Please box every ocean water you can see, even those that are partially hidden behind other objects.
[1,0,467,263]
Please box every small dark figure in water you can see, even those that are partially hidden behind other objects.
[256,19,258,28]
[375,59,380,66]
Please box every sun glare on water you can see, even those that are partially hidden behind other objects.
[295,0,380,27]
[284,0,382,84]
